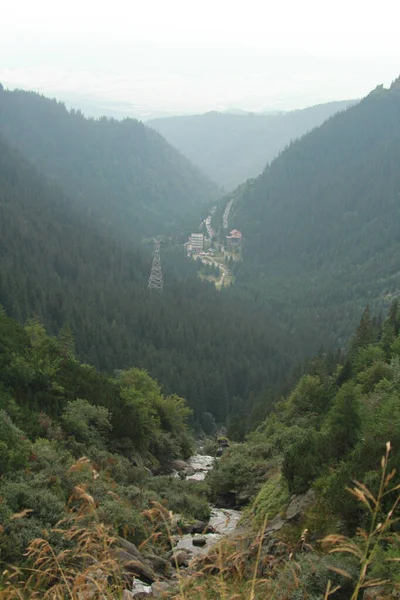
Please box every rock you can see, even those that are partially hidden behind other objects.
[286,490,316,521]
[265,514,285,534]
[142,553,171,577]
[217,437,230,448]
[131,579,153,597]
[168,459,187,472]
[185,465,195,476]
[170,550,190,568]
[190,520,208,534]
[123,591,135,599]
[151,581,172,598]
[363,586,389,599]
[236,491,252,507]
[122,559,157,584]
[215,491,236,508]
[118,538,143,560]
[192,536,207,547]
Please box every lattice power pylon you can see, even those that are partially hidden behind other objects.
[148,239,163,292]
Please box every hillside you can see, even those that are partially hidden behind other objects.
[0,86,220,239]
[0,133,290,425]
[148,100,355,189]
[226,79,400,353]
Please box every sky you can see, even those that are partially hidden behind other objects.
[1,0,400,119]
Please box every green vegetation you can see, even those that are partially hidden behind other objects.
[0,87,220,239]
[229,79,400,357]
[209,301,400,541]
[0,130,290,426]
[0,307,205,567]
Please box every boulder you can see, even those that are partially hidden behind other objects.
[236,491,252,507]
[118,538,143,560]
[168,460,187,472]
[190,520,208,534]
[363,586,389,600]
[123,591,135,600]
[170,550,190,568]
[264,514,285,535]
[122,559,157,584]
[286,490,316,521]
[142,553,171,577]
[151,581,172,598]
[192,536,207,547]
[217,438,230,448]
[131,579,153,597]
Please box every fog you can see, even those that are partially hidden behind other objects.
[2,0,400,118]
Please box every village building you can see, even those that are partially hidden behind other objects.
[188,233,204,253]
[225,229,242,251]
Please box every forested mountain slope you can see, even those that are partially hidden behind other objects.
[0,134,289,424]
[0,86,219,238]
[148,101,355,190]
[229,79,400,353]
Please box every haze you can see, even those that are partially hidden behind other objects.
[2,0,400,119]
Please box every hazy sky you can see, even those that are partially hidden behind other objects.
[1,0,400,118]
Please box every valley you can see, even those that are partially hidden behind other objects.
[1,75,400,599]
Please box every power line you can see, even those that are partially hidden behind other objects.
[148,239,163,292]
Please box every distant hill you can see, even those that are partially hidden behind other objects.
[148,100,356,190]
[0,87,220,239]
[227,78,400,353]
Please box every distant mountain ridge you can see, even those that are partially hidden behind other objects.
[0,87,220,239]
[148,100,356,190]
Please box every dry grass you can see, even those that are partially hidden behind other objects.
[1,445,399,600]
[0,459,123,600]
[323,441,400,600]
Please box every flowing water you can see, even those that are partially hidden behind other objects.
[173,454,241,557]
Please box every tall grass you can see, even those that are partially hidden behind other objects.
[1,445,399,599]
[323,441,400,600]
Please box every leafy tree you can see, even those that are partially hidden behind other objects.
[61,399,112,448]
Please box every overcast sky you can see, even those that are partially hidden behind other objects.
[1,0,400,119]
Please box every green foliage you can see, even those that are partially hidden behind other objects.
[0,410,31,476]
[147,476,211,521]
[0,124,290,425]
[61,399,112,447]
[230,83,400,359]
[324,382,361,460]
[249,472,289,527]
[0,88,219,239]
[207,441,278,499]
[0,310,199,566]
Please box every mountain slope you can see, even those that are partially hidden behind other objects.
[0,133,289,423]
[0,87,220,238]
[229,79,400,352]
[148,101,355,190]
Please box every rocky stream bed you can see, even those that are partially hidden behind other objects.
[122,452,242,598]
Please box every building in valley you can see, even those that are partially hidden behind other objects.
[225,229,242,251]
[187,233,204,254]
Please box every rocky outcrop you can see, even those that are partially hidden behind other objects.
[285,490,316,521]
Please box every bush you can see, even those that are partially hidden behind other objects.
[147,476,211,521]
